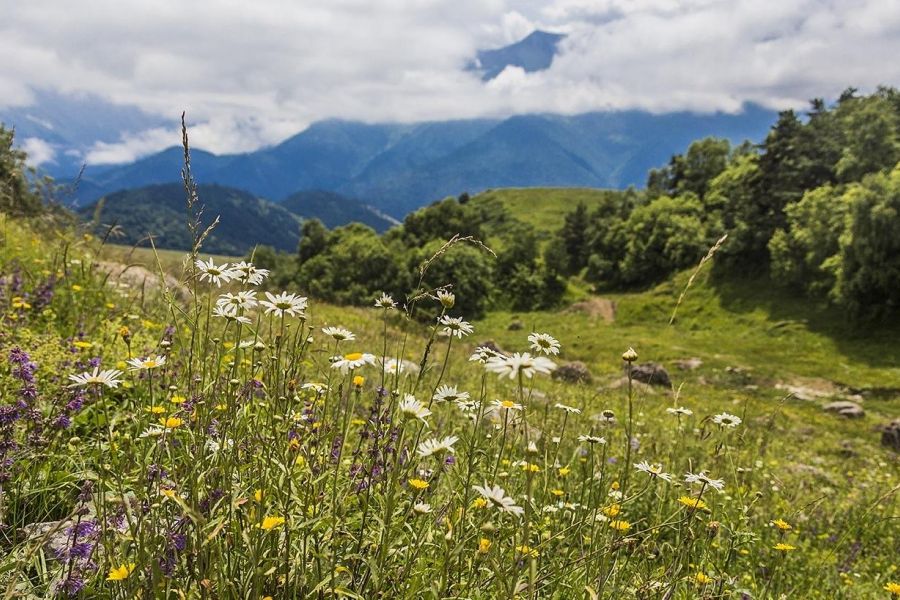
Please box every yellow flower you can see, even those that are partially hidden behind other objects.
[884,582,900,595]
[254,489,264,502]
[258,516,285,531]
[160,416,183,429]
[72,341,93,349]
[118,326,130,338]
[105,303,115,309]
[472,497,488,509]
[774,543,796,552]
[610,481,620,491]
[772,518,792,531]
[521,462,540,473]
[609,520,631,532]
[515,544,539,558]
[289,438,301,450]
[409,478,430,490]
[161,489,176,499]
[478,538,492,553]
[550,489,565,497]
[344,352,363,361]
[170,395,187,404]
[106,563,136,581]
[71,284,83,292]
[352,375,365,387]
[215,403,228,411]
[678,496,708,511]
[500,400,517,409]
[603,504,621,517]
[695,572,712,585]
[147,406,166,415]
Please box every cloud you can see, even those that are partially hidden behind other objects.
[2,0,898,163]
[19,137,56,166]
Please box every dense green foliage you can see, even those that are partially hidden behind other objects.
[554,87,900,318]
[258,195,567,318]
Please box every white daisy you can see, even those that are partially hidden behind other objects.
[374,293,397,309]
[634,461,673,482]
[684,471,726,493]
[433,385,469,403]
[712,413,742,428]
[554,403,582,414]
[438,315,473,338]
[260,291,307,318]
[578,434,607,445]
[398,394,432,425]
[455,398,479,412]
[382,357,419,376]
[321,326,355,342]
[491,399,523,412]
[528,332,561,356]
[127,355,167,371]
[413,502,432,515]
[472,483,524,516]
[212,305,251,324]
[67,367,123,389]
[417,435,459,458]
[436,290,455,308]
[330,352,376,374]
[666,406,693,417]
[469,346,501,363]
[231,261,269,286]
[301,382,328,394]
[216,290,258,311]
[485,352,557,380]
[195,258,237,287]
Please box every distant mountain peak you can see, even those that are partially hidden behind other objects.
[469,30,566,81]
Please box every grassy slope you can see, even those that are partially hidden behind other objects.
[472,187,627,234]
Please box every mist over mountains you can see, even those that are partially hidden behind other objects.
[3,30,777,220]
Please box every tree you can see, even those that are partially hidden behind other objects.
[768,184,848,296]
[0,125,42,216]
[297,218,328,263]
[835,165,900,317]
[560,202,588,274]
[618,194,710,285]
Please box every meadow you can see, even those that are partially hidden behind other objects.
[0,211,898,599]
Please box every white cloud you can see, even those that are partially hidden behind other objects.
[2,0,898,163]
[20,137,56,166]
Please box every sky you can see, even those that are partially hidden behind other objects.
[2,0,898,164]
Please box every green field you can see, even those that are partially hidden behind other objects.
[472,187,630,234]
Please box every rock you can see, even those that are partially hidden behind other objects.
[627,363,672,388]
[881,420,900,452]
[507,320,524,331]
[823,401,865,418]
[674,358,703,371]
[552,361,593,384]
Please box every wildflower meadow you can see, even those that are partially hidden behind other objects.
[0,207,896,599]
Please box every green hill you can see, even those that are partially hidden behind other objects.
[471,187,634,234]
[279,189,396,232]
[80,183,303,255]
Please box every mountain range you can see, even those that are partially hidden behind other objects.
[54,105,775,218]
